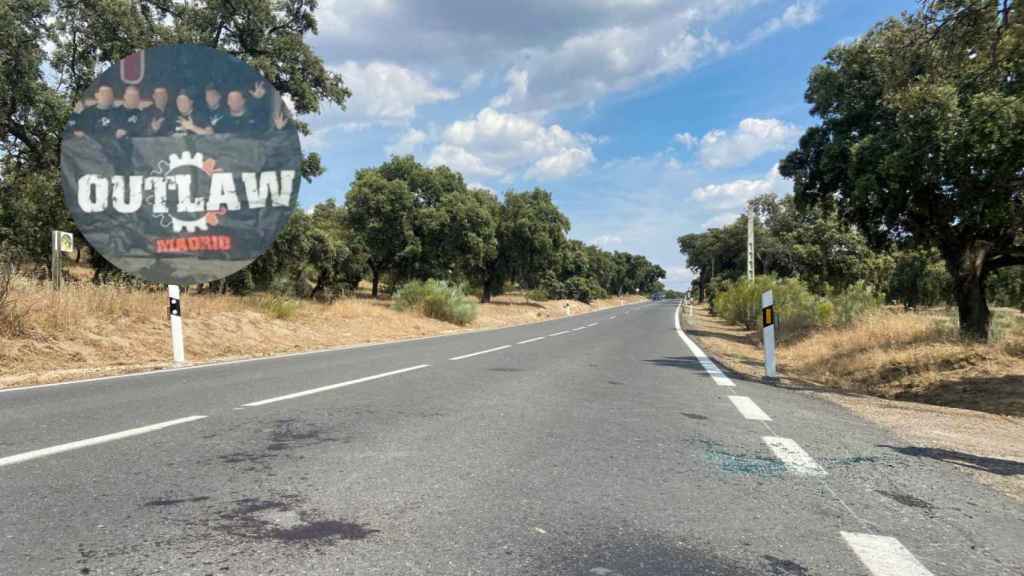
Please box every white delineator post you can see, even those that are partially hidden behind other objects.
[168,285,185,365]
[761,290,776,378]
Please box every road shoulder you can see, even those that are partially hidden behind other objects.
[679,302,1024,503]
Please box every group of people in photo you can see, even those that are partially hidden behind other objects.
[67,80,290,140]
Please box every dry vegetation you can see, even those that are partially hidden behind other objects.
[0,275,644,389]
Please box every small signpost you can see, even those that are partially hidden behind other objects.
[50,230,74,290]
[761,290,776,378]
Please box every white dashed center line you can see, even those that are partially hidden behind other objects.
[841,532,936,576]
[0,415,208,467]
[762,436,827,476]
[517,336,545,345]
[586,322,598,327]
[243,364,430,406]
[549,330,571,337]
[728,395,772,421]
[609,315,617,319]
[572,327,586,332]
[450,345,511,361]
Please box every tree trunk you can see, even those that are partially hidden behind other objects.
[371,268,380,299]
[481,275,493,304]
[944,241,991,341]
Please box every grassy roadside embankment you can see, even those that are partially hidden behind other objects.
[0,275,645,389]
[680,302,1024,502]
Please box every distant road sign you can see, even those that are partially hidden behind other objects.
[60,44,302,285]
[58,231,74,254]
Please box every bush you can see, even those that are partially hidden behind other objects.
[252,295,301,320]
[830,280,883,328]
[393,279,478,325]
[711,275,882,341]
[525,288,549,302]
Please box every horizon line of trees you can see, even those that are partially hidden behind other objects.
[220,155,667,304]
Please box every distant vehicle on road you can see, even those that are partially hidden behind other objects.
[650,292,664,301]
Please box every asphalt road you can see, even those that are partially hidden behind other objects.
[1,300,1022,575]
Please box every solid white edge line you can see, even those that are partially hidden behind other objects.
[243,364,430,407]
[450,345,511,361]
[673,301,735,386]
[0,415,207,467]
[517,337,545,345]
[841,532,936,576]
[1,301,649,395]
[728,395,772,421]
[762,436,827,477]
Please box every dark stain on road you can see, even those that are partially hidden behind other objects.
[144,496,211,507]
[680,411,708,420]
[268,518,380,542]
[876,489,934,509]
[762,554,812,575]
[216,496,379,545]
[607,380,626,386]
[490,367,526,372]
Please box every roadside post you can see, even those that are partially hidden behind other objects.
[761,290,776,378]
[50,230,74,290]
[168,285,185,365]
[59,45,303,368]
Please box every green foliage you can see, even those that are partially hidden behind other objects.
[713,276,881,341]
[988,267,1024,312]
[392,279,478,325]
[252,295,300,320]
[778,1,1024,340]
[830,281,883,328]
[887,249,952,308]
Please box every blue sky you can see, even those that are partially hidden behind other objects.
[298,0,918,290]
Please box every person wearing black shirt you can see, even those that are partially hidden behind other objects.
[75,85,119,138]
[143,86,175,136]
[173,92,214,136]
[117,85,147,138]
[216,89,262,136]
[203,84,228,130]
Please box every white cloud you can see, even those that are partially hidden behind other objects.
[461,71,485,92]
[492,20,731,113]
[427,107,595,180]
[691,163,792,211]
[697,117,801,169]
[386,127,428,155]
[334,61,457,123]
[593,234,624,247]
[703,211,742,229]
[674,132,697,149]
[743,0,821,47]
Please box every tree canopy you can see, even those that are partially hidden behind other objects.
[778,0,1023,339]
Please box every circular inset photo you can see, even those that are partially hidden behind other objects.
[60,44,302,286]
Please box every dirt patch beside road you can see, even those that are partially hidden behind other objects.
[679,302,1024,502]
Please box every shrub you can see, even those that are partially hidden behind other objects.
[830,280,883,327]
[252,295,301,320]
[393,279,478,325]
[525,288,549,302]
[711,275,877,341]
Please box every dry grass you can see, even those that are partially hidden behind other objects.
[0,276,644,389]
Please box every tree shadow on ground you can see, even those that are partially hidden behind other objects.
[879,444,1024,476]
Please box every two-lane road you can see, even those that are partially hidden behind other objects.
[1,300,1022,575]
